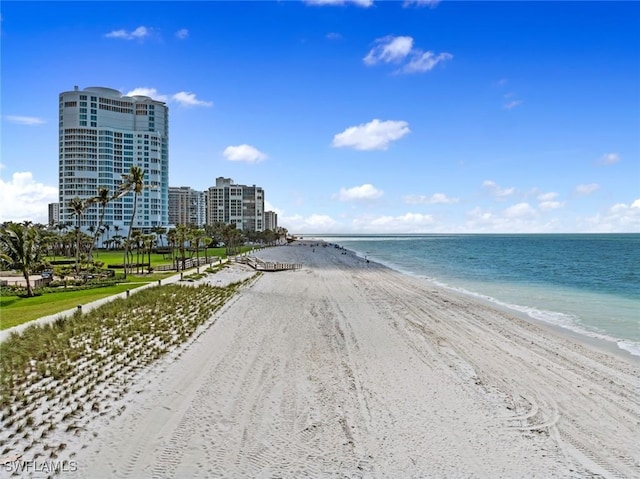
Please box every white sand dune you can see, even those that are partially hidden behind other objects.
[62,241,639,478]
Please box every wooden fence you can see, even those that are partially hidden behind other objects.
[154,256,222,272]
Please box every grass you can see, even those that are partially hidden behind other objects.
[2,244,258,330]
[1,283,148,329]
[0,276,257,463]
[51,246,255,269]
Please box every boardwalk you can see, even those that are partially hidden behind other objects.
[236,255,302,272]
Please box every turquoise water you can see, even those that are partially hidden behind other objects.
[312,234,640,357]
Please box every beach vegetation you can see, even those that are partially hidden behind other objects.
[0,274,256,461]
[0,221,46,297]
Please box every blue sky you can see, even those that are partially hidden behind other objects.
[1,0,639,233]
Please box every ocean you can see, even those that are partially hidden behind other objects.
[309,234,640,358]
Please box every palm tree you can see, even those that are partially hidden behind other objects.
[153,226,167,247]
[142,234,156,273]
[131,229,143,274]
[68,196,89,275]
[190,228,206,270]
[220,223,243,256]
[87,225,96,256]
[118,166,145,277]
[166,228,177,270]
[202,236,212,263]
[175,225,189,271]
[61,230,75,257]
[0,222,45,297]
[103,224,111,248]
[88,186,112,259]
[122,238,135,271]
[112,234,123,250]
[99,226,106,251]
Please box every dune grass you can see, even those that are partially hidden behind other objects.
[0,276,257,461]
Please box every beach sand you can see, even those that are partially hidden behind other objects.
[44,241,640,477]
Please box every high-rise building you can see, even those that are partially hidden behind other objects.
[206,177,264,231]
[58,86,169,241]
[264,211,278,231]
[168,186,206,227]
[48,203,60,226]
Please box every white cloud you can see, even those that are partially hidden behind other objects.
[334,184,383,201]
[579,199,640,232]
[467,207,494,224]
[305,0,373,7]
[0,172,58,224]
[264,201,283,216]
[332,119,410,151]
[483,180,516,200]
[364,35,452,75]
[504,202,535,218]
[400,51,453,74]
[496,83,523,109]
[175,28,189,40]
[326,32,343,40]
[5,116,45,126]
[363,36,414,65]
[403,193,459,204]
[105,26,150,40]
[125,88,212,107]
[125,88,169,103]
[504,100,523,110]
[172,91,213,107]
[282,213,340,232]
[403,0,441,7]
[575,183,599,195]
[464,205,563,233]
[537,191,559,202]
[223,144,268,163]
[353,212,436,233]
[537,192,563,210]
[599,152,620,165]
[539,201,563,211]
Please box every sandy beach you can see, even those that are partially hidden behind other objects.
[6,241,638,478]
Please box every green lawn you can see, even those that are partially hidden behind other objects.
[0,283,155,329]
[50,246,255,269]
[2,245,259,330]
